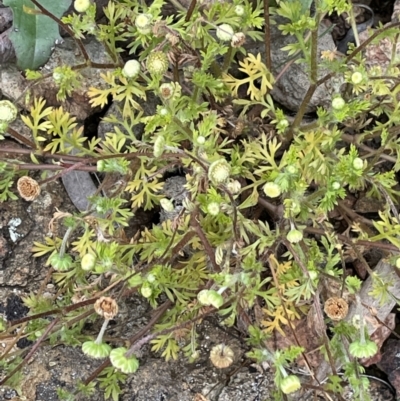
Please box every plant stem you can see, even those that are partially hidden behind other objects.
[0,318,59,386]
[263,0,271,71]
[95,319,110,344]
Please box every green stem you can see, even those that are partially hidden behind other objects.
[95,319,110,344]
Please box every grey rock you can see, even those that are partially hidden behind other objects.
[270,18,341,112]
[244,16,342,112]
[0,36,115,120]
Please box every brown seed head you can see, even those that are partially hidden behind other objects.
[231,32,246,48]
[17,176,41,201]
[210,344,234,368]
[324,297,349,321]
[94,296,118,320]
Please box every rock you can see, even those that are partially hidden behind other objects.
[243,16,342,112]
[0,36,115,121]
[270,18,341,112]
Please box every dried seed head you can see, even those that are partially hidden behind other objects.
[17,176,41,201]
[210,344,234,368]
[94,297,118,320]
[231,32,246,48]
[324,297,349,321]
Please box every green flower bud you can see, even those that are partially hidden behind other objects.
[0,121,8,134]
[280,375,301,394]
[81,253,96,271]
[286,165,297,174]
[332,181,341,190]
[82,341,111,359]
[122,59,141,78]
[216,24,234,41]
[349,339,378,358]
[352,157,364,170]
[153,135,166,158]
[263,182,281,198]
[208,159,231,184]
[196,136,206,145]
[97,160,105,171]
[396,258,400,269]
[277,119,289,131]
[197,289,223,309]
[74,0,90,13]
[110,347,139,374]
[135,13,152,34]
[49,253,73,271]
[0,100,18,124]
[207,202,220,216]
[141,283,152,298]
[287,229,303,244]
[53,71,63,84]
[234,5,245,16]
[146,51,169,76]
[332,96,345,110]
[159,107,169,116]
[351,71,363,84]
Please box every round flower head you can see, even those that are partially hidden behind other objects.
[17,176,40,201]
[197,289,223,309]
[351,71,363,84]
[324,297,349,321]
[287,229,303,244]
[277,118,289,131]
[263,182,281,198]
[0,100,18,124]
[352,157,364,170]
[146,51,169,76]
[196,136,206,145]
[81,253,96,271]
[49,253,73,271]
[94,297,118,320]
[210,344,234,368]
[82,340,111,359]
[135,13,152,34]
[234,5,245,16]
[122,59,140,78]
[332,181,341,190]
[153,135,166,158]
[332,96,345,110]
[207,202,220,216]
[280,375,301,394]
[74,0,90,13]
[208,159,231,185]
[216,24,234,41]
[349,339,378,358]
[110,347,139,374]
[141,282,152,298]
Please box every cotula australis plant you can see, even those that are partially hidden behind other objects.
[2,0,400,400]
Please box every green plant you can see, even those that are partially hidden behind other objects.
[2,0,400,399]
